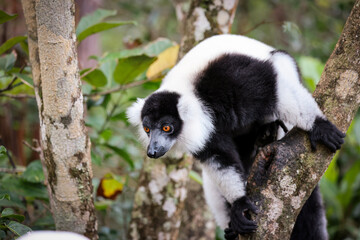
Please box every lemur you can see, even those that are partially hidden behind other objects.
[127,34,345,239]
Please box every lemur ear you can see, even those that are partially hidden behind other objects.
[126,98,145,126]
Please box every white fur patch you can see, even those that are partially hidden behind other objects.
[201,160,245,204]
[202,170,230,229]
[271,52,325,131]
[126,98,149,146]
[171,93,214,154]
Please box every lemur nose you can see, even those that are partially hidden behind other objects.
[147,150,157,158]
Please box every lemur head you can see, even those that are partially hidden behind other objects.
[127,91,183,158]
[127,90,214,158]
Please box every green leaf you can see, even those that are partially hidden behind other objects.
[86,106,107,131]
[0,53,16,72]
[0,230,5,238]
[110,112,127,122]
[82,69,107,87]
[0,36,27,55]
[1,208,25,222]
[76,9,117,35]
[0,10,18,25]
[143,38,175,56]
[100,129,113,142]
[100,37,175,63]
[113,55,157,84]
[5,221,31,236]
[0,176,48,200]
[20,40,29,55]
[21,160,45,183]
[298,56,324,92]
[77,21,135,43]
[215,226,226,240]
[189,170,203,185]
[105,144,135,170]
[0,193,10,201]
[94,200,113,211]
[12,72,34,87]
[339,160,360,208]
[0,146,6,157]
[91,151,102,166]
[0,198,26,209]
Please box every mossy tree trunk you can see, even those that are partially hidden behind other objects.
[243,1,360,239]
[22,0,98,239]
[128,1,239,239]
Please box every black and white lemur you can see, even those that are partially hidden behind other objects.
[127,34,345,239]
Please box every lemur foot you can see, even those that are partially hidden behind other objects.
[229,196,258,236]
[224,227,239,240]
[309,117,346,152]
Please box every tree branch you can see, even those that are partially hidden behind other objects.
[0,93,35,99]
[245,1,360,239]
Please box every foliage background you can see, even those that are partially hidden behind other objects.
[0,0,359,239]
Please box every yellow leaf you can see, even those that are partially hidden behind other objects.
[102,178,123,198]
[146,45,179,79]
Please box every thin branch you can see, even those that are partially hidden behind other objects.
[23,140,42,153]
[0,93,35,99]
[80,65,99,79]
[84,74,163,97]
[0,168,23,173]
[0,64,26,93]
[19,78,34,89]
[240,20,276,35]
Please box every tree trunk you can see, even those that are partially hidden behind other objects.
[244,1,360,239]
[128,1,239,239]
[22,0,98,239]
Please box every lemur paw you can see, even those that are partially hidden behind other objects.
[224,227,239,240]
[309,117,346,152]
[229,196,258,236]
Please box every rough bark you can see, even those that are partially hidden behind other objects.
[179,0,239,58]
[243,1,360,239]
[128,1,239,239]
[22,0,98,239]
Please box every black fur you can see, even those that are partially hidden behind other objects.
[141,91,183,138]
[141,91,181,122]
[194,54,277,134]
[229,196,259,234]
[309,117,345,152]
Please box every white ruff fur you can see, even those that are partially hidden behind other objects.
[171,93,214,154]
[126,98,149,147]
[202,170,230,229]
[201,160,245,204]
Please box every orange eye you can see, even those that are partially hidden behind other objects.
[162,125,171,132]
[144,127,150,133]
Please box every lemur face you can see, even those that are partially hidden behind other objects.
[140,91,183,158]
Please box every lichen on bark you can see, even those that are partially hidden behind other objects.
[129,156,193,240]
